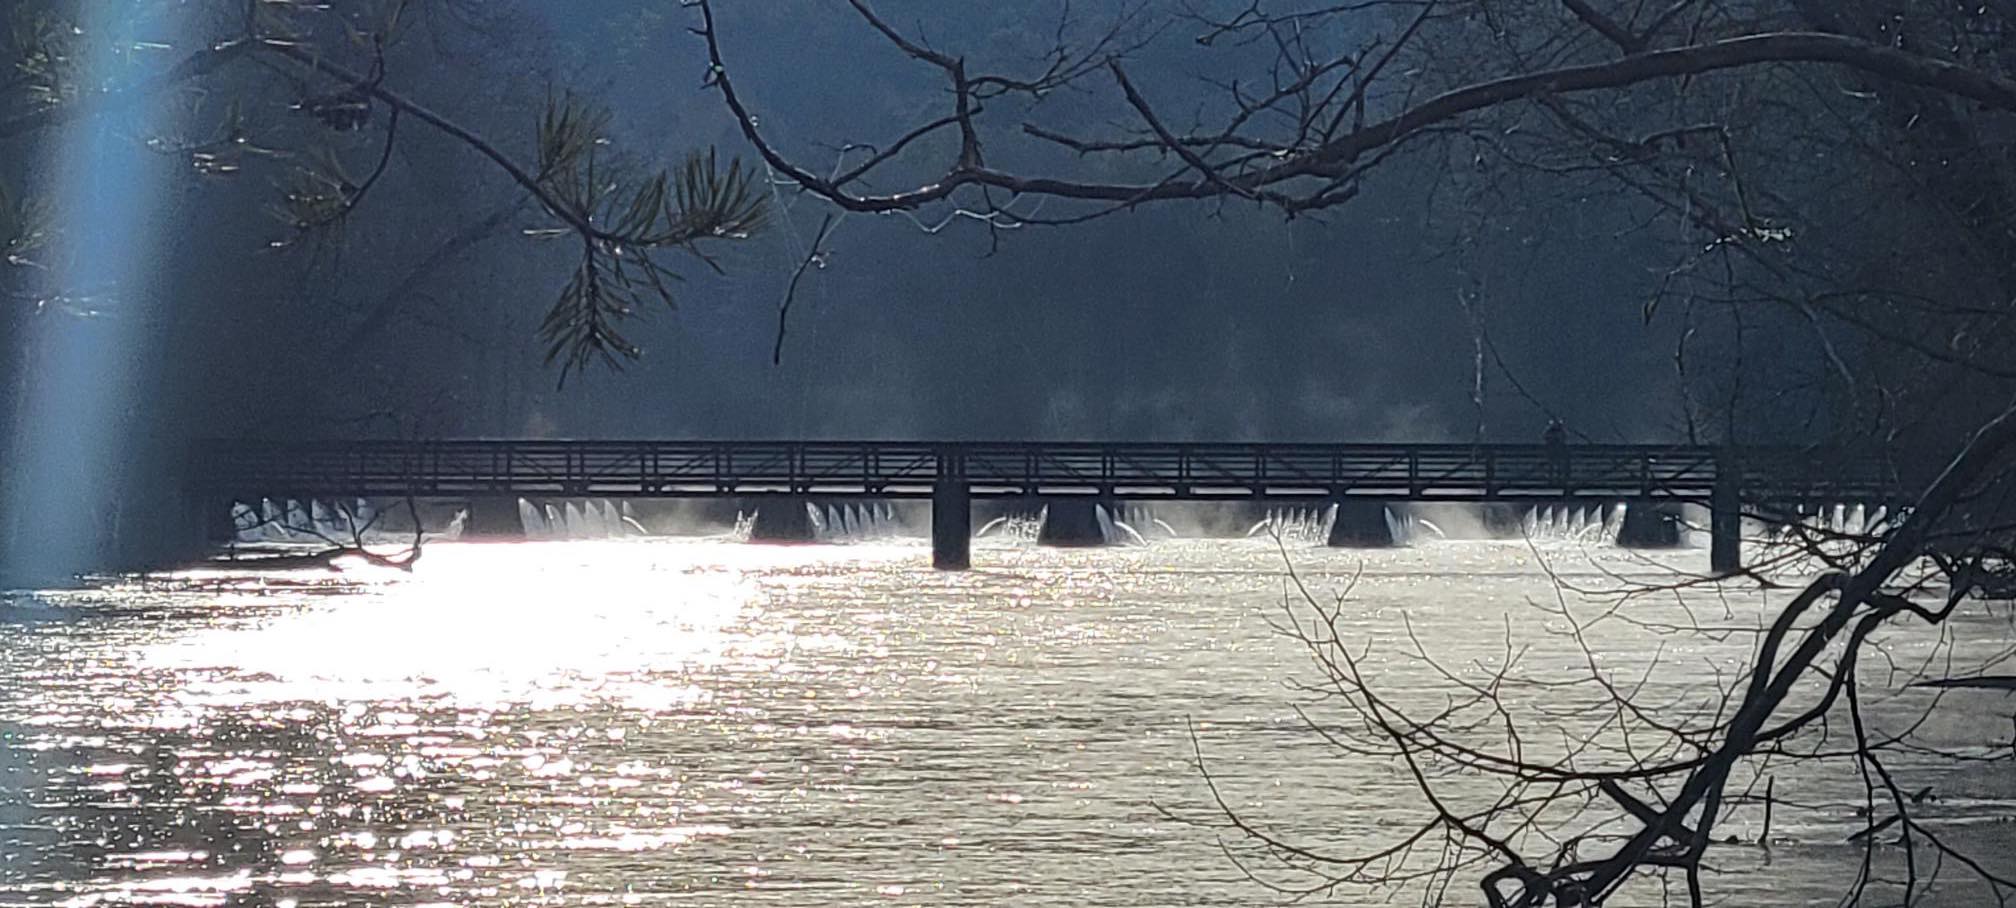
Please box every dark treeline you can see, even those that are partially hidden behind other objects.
[2,0,2012,575]
[2,1,1699,447]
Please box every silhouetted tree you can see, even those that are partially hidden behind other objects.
[2,0,766,384]
[700,2,2016,903]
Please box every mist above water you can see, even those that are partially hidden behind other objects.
[208,497,1899,582]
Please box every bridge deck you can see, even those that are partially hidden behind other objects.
[193,440,1899,503]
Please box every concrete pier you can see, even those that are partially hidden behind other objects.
[749,498,816,542]
[1617,499,1683,549]
[1477,503,1526,538]
[204,498,239,543]
[464,497,526,539]
[932,480,971,570]
[1327,499,1397,547]
[1038,499,1106,546]
[1711,465,1741,574]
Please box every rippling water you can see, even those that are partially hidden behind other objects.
[2,539,2012,906]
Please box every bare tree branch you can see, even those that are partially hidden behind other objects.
[698,12,2016,220]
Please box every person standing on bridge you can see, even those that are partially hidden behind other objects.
[1543,419,1570,490]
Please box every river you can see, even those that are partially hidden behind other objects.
[2,538,2012,906]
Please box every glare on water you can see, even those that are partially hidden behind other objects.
[2,539,2011,906]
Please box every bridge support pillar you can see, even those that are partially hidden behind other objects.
[464,497,527,540]
[1328,499,1397,547]
[200,497,238,544]
[1711,461,1741,575]
[1039,498,1106,547]
[1617,499,1683,549]
[146,486,226,567]
[1478,503,1524,539]
[932,481,971,570]
[749,498,816,542]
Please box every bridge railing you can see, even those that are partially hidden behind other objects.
[953,443,1740,497]
[192,439,1898,502]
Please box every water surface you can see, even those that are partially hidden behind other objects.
[3,539,2011,905]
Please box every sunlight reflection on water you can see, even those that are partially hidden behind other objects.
[1,538,2011,906]
[141,542,800,706]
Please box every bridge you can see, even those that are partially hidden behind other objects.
[190,439,1902,573]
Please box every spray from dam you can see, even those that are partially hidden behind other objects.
[215,496,1895,558]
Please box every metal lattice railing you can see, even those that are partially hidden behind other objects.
[190,439,1900,503]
